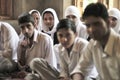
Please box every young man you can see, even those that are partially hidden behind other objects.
[17,12,57,78]
[28,19,97,80]
[71,2,120,80]
[54,19,97,80]
[0,22,19,76]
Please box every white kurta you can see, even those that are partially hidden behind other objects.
[18,29,57,68]
[71,29,120,80]
[0,22,19,62]
[54,37,97,78]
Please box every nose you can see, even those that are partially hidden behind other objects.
[24,27,28,33]
[109,19,113,23]
[61,36,68,42]
[46,19,50,23]
[68,17,74,21]
[69,17,73,21]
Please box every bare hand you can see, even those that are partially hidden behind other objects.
[58,77,69,80]
[21,38,30,47]
[72,73,84,80]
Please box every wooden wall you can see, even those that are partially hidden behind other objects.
[1,0,72,34]
[13,0,64,19]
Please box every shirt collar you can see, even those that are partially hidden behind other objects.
[104,29,116,56]
[72,37,80,52]
[33,29,39,43]
[61,37,78,54]
[93,28,116,56]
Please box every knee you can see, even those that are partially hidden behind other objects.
[29,58,47,70]
[29,58,40,70]
[0,58,13,72]
[25,73,40,80]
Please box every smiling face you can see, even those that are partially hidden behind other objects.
[57,28,76,49]
[43,12,54,30]
[84,16,110,41]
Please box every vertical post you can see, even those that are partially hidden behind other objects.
[97,0,103,3]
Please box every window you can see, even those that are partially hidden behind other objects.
[0,0,13,20]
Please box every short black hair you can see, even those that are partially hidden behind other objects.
[18,12,35,25]
[82,2,109,21]
[56,19,76,33]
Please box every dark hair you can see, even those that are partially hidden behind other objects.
[56,19,76,33]
[42,11,53,19]
[82,2,109,21]
[18,12,35,25]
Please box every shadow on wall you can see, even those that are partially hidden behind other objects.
[1,20,21,35]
